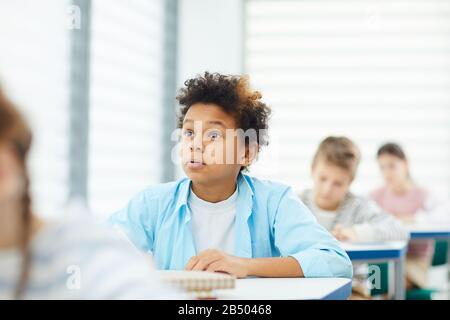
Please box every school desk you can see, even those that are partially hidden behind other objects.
[408,224,450,283]
[214,277,352,300]
[341,241,408,300]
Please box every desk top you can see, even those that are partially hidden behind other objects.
[408,224,450,239]
[341,241,408,261]
[214,277,352,300]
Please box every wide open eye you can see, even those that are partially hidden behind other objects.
[183,129,194,138]
[206,130,222,141]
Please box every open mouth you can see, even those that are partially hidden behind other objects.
[189,160,204,164]
[186,159,206,169]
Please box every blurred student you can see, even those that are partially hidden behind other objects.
[0,88,176,300]
[300,136,409,242]
[370,143,435,290]
[110,72,352,279]
[300,136,409,298]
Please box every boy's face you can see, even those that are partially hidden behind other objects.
[311,160,352,211]
[180,103,252,185]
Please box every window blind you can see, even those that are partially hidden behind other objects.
[88,0,167,216]
[246,0,450,196]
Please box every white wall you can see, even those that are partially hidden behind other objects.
[177,0,244,85]
[0,0,71,218]
[176,0,245,178]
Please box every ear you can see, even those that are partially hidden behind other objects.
[241,142,259,168]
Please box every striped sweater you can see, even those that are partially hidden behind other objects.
[300,189,410,242]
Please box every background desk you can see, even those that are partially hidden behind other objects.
[408,224,450,240]
[341,241,408,300]
[408,224,450,284]
[214,278,352,300]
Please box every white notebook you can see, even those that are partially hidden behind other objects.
[158,270,236,292]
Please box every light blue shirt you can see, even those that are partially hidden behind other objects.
[109,173,353,278]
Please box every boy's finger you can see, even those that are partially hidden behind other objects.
[184,256,199,270]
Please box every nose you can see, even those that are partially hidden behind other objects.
[190,132,203,152]
[322,181,333,196]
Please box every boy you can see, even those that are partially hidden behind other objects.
[300,136,409,242]
[109,72,352,279]
[300,136,409,298]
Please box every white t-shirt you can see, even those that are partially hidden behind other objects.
[188,187,237,255]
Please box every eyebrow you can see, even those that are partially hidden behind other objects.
[183,119,227,128]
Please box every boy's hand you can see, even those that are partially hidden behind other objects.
[184,249,249,278]
[332,224,358,241]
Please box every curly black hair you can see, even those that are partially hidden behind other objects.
[176,72,271,149]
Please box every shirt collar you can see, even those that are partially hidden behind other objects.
[234,173,255,257]
[175,173,255,223]
[174,177,191,219]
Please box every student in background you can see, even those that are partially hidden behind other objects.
[300,136,409,242]
[0,88,175,300]
[110,72,352,279]
[371,142,435,290]
[300,136,409,298]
